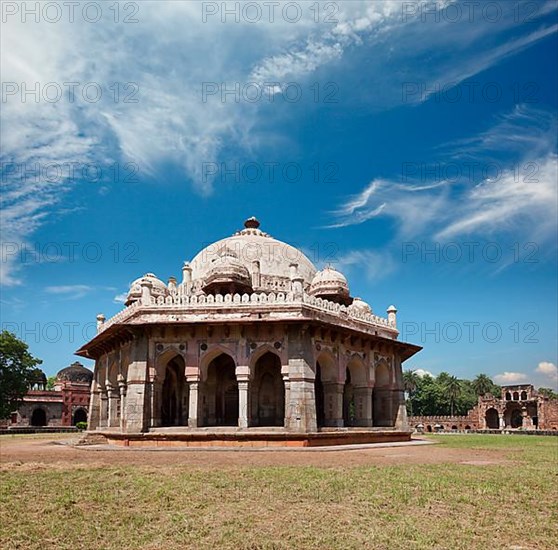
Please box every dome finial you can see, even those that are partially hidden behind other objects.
[244,216,260,229]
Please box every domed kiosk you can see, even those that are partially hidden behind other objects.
[77,218,421,447]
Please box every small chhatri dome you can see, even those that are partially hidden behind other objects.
[350,297,372,315]
[126,273,169,306]
[56,361,93,384]
[309,266,351,305]
[203,246,253,295]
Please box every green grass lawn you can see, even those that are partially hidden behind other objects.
[1,435,557,549]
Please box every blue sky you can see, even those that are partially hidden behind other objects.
[1,1,557,388]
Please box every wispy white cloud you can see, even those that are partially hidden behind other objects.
[2,1,557,286]
[536,361,558,384]
[331,106,558,249]
[493,371,529,384]
[44,285,94,299]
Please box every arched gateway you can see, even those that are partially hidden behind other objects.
[77,218,421,446]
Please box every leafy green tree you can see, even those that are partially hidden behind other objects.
[444,375,462,417]
[472,374,493,396]
[46,376,57,390]
[0,331,42,419]
[403,370,420,416]
[538,387,558,400]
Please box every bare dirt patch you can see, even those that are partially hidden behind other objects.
[0,434,512,470]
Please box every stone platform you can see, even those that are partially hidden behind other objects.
[83,427,412,448]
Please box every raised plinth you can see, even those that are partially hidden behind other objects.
[82,428,412,448]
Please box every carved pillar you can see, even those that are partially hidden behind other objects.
[106,382,119,428]
[186,368,200,428]
[393,388,408,430]
[118,374,127,431]
[123,336,149,433]
[88,382,101,430]
[285,358,317,432]
[323,382,344,427]
[282,364,290,428]
[99,390,108,428]
[236,366,250,428]
[353,386,373,427]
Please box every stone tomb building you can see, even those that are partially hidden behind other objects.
[410,384,558,432]
[9,362,92,428]
[77,218,421,446]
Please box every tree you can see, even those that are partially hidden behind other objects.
[0,331,42,419]
[472,374,493,396]
[538,387,558,400]
[444,375,462,417]
[403,370,420,416]
[46,376,57,390]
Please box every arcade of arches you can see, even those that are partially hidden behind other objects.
[85,326,413,435]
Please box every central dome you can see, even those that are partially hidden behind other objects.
[190,218,317,292]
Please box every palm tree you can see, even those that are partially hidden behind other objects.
[444,375,462,417]
[403,370,420,416]
[472,374,493,396]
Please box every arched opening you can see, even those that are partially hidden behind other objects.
[485,408,499,429]
[510,408,523,428]
[451,425,458,431]
[202,353,238,427]
[314,353,339,429]
[505,392,512,401]
[161,356,186,427]
[344,358,368,427]
[513,391,519,401]
[373,362,393,427]
[251,352,284,427]
[465,425,471,430]
[520,391,528,400]
[426,425,432,432]
[30,408,47,427]
[343,368,355,426]
[73,408,87,425]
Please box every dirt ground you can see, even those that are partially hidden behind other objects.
[0,434,512,470]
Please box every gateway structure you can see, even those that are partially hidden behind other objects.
[77,218,421,446]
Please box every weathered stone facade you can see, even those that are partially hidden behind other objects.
[409,384,558,432]
[77,218,421,441]
[9,362,92,428]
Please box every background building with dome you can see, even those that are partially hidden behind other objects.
[77,218,421,446]
[8,362,93,428]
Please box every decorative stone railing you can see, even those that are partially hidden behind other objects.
[97,291,395,334]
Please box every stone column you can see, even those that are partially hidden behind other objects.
[323,382,344,427]
[118,374,127,431]
[123,336,149,433]
[150,377,163,428]
[282,364,290,428]
[236,366,250,429]
[353,386,373,427]
[186,367,200,428]
[99,390,108,428]
[285,358,317,432]
[499,413,505,430]
[393,389,408,430]
[106,382,119,427]
[88,381,101,430]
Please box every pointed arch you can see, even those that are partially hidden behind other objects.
[250,351,284,427]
